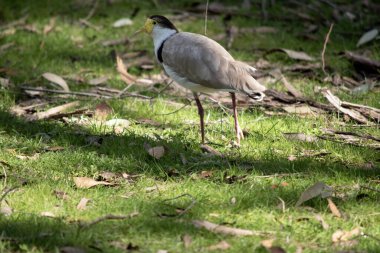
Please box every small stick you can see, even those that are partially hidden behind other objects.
[79,212,139,229]
[321,23,334,75]
[361,185,380,194]
[83,0,99,21]
[20,86,151,100]
[0,187,18,203]
[162,193,197,217]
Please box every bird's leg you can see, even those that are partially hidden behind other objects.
[193,92,205,144]
[230,92,244,145]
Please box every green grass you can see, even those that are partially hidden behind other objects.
[1,1,380,252]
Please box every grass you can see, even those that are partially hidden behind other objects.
[0,0,380,252]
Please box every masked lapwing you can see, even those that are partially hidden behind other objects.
[136,15,266,145]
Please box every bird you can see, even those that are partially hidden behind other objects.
[136,15,266,146]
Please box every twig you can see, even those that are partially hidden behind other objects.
[79,19,101,31]
[83,0,99,20]
[204,0,209,35]
[20,87,151,100]
[162,193,197,217]
[0,187,18,203]
[321,23,334,75]
[79,212,139,229]
[361,185,380,194]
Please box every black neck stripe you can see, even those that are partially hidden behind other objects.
[157,33,176,63]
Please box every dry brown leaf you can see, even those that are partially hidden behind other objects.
[73,177,112,189]
[207,240,230,250]
[266,48,315,61]
[261,239,274,248]
[94,101,113,121]
[43,17,56,35]
[332,228,361,242]
[42,72,70,91]
[105,119,130,133]
[200,170,213,178]
[192,220,254,236]
[60,246,86,253]
[112,18,133,27]
[116,55,136,85]
[200,144,223,157]
[40,211,55,217]
[76,197,91,210]
[295,182,332,207]
[16,153,40,160]
[182,234,192,248]
[327,198,342,218]
[146,146,165,159]
[145,185,158,193]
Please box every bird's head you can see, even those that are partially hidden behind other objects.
[135,15,178,36]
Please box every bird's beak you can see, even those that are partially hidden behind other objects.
[133,18,153,37]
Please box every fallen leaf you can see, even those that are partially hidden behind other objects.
[327,198,342,218]
[200,170,213,178]
[296,182,332,207]
[182,234,192,248]
[94,101,113,121]
[30,101,80,121]
[314,214,329,230]
[88,76,108,85]
[156,250,168,253]
[60,246,86,253]
[42,72,70,91]
[145,185,158,193]
[40,211,55,217]
[261,239,274,248]
[73,177,112,189]
[266,48,315,61]
[116,55,136,85]
[146,146,165,159]
[105,119,130,133]
[332,228,361,242]
[43,17,56,35]
[357,28,378,47]
[76,197,91,210]
[16,153,40,160]
[200,144,223,157]
[230,197,236,205]
[112,18,133,27]
[288,155,297,161]
[192,220,255,236]
[283,133,318,142]
[207,240,230,250]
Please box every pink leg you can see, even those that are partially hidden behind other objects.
[193,92,205,144]
[231,92,244,145]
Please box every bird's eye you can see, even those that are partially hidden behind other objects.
[153,21,157,25]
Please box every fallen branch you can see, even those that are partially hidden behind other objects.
[321,89,372,124]
[20,86,151,100]
[79,212,139,229]
[360,185,380,194]
[321,23,334,75]
[30,101,80,120]
[192,220,270,236]
[0,187,19,203]
[280,74,304,98]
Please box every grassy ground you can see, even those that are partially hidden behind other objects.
[0,0,380,252]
